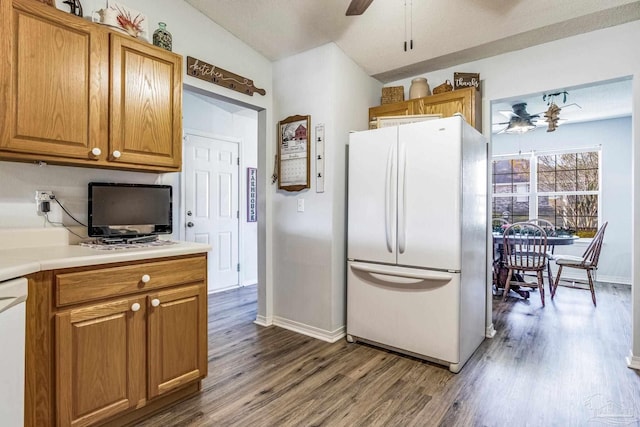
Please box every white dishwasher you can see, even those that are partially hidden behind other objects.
[0,277,28,427]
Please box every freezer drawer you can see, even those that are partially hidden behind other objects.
[346,262,460,366]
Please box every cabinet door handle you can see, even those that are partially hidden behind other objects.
[141,274,151,283]
[90,147,102,157]
[112,150,122,159]
[131,303,141,312]
[151,298,160,307]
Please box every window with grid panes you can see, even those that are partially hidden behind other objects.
[492,150,600,237]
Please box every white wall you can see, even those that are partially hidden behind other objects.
[387,20,640,367]
[492,116,632,284]
[272,43,380,339]
[182,91,259,287]
[0,161,160,230]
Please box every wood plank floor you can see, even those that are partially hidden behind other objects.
[137,283,640,426]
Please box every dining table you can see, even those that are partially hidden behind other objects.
[492,232,579,299]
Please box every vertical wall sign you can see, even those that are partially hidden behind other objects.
[187,56,266,96]
[247,167,257,222]
[315,124,325,193]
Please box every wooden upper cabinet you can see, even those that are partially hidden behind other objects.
[55,296,145,427]
[0,0,183,172]
[110,35,182,169]
[1,0,108,160]
[368,101,414,122]
[369,87,482,132]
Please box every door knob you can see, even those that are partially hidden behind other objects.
[141,274,151,283]
[131,303,141,312]
[187,221,194,227]
[90,147,101,157]
[151,298,160,307]
[186,210,192,216]
[112,150,121,159]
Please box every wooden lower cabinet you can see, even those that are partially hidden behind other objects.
[25,254,208,427]
[147,285,208,399]
[56,297,146,427]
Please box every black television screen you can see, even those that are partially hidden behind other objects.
[88,183,173,238]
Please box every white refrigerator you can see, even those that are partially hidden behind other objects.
[346,115,487,373]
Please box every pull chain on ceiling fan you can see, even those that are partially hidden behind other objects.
[404,0,413,51]
[346,0,414,52]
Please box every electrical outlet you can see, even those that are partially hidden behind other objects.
[35,190,54,214]
[35,190,53,202]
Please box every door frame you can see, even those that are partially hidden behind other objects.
[180,128,243,289]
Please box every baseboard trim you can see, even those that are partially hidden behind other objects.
[272,316,345,343]
[207,284,241,295]
[626,351,640,370]
[554,273,631,286]
[485,323,497,338]
[597,275,631,285]
[254,315,271,327]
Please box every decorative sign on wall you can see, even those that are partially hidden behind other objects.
[453,72,480,91]
[247,167,257,222]
[187,56,266,96]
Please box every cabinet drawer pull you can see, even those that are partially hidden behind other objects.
[131,303,141,312]
[151,298,160,307]
[141,274,151,283]
[112,150,122,159]
[90,147,102,157]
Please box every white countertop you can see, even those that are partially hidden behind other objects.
[0,228,211,282]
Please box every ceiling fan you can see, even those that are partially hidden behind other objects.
[494,103,540,134]
[346,0,374,16]
[494,101,580,134]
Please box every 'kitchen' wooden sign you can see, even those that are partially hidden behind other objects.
[187,56,266,96]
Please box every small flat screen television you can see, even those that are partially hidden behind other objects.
[88,182,172,239]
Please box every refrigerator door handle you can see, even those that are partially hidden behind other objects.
[350,262,454,282]
[397,141,407,253]
[384,144,395,253]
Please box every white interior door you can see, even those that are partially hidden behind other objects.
[184,132,239,292]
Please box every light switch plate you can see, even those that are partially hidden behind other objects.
[297,198,304,212]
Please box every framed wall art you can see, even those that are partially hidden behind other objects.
[277,115,311,192]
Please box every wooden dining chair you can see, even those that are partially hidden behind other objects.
[528,218,555,235]
[528,218,556,290]
[502,222,548,306]
[492,218,510,291]
[551,221,608,306]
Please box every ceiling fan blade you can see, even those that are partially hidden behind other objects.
[346,0,374,16]
[498,110,517,118]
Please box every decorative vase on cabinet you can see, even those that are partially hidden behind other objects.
[409,77,431,99]
[153,22,172,51]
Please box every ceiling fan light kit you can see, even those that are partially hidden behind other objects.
[504,118,537,134]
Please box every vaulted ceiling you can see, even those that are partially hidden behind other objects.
[184,0,640,83]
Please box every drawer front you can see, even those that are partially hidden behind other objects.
[55,255,206,307]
